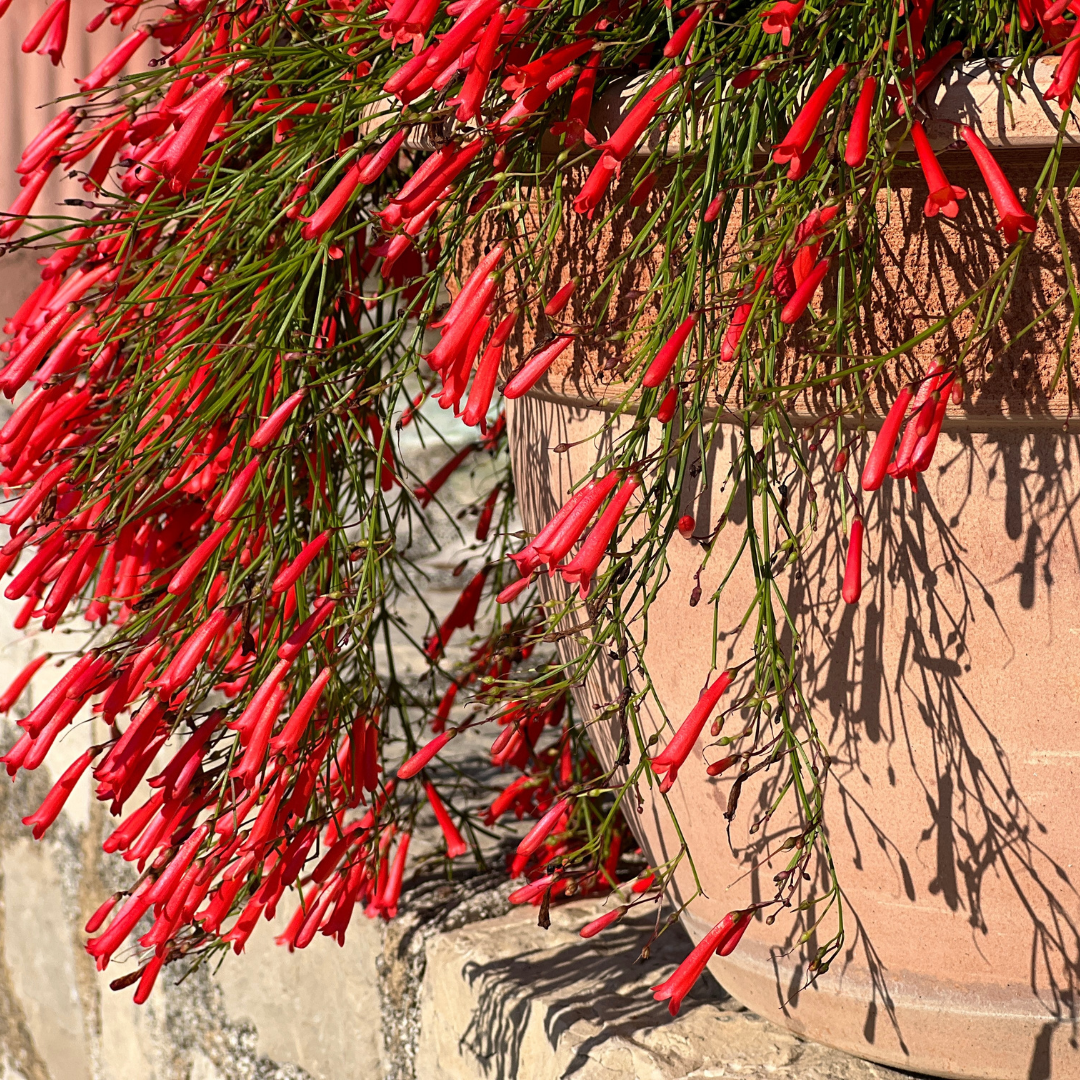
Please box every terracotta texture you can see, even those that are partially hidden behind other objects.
[502,65,1080,1080]
[483,61,1080,428]
[509,395,1080,1079]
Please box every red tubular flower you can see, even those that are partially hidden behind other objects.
[233,685,288,788]
[377,832,411,919]
[580,906,628,938]
[439,314,491,411]
[652,909,752,1015]
[269,666,332,760]
[515,796,572,860]
[510,489,587,574]
[22,0,68,63]
[432,683,458,733]
[665,7,704,58]
[779,257,830,324]
[76,29,148,91]
[508,874,555,904]
[476,485,500,542]
[84,125,128,190]
[489,66,581,142]
[896,0,933,62]
[573,156,617,217]
[599,66,685,163]
[272,530,331,593]
[961,126,1037,243]
[277,597,337,661]
[504,40,596,98]
[133,956,167,1006]
[156,79,229,192]
[102,791,162,854]
[890,361,945,477]
[706,754,738,776]
[18,119,75,179]
[85,893,120,935]
[533,471,622,570]
[716,910,753,957]
[721,266,768,362]
[425,567,488,657]
[893,42,964,114]
[0,458,74,525]
[861,385,914,491]
[760,0,803,45]
[642,314,697,388]
[657,386,678,423]
[544,279,578,317]
[17,109,76,174]
[503,335,575,398]
[910,122,966,219]
[419,0,502,78]
[462,310,518,428]
[150,713,222,802]
[394,139,485,220]
[449,7,507,123]
[910,392,948,472]
[0,165,54,241]
[87,878,154,963]
[22,747,95,839]
[495,573,534,604]
[426,275,500,373]
[842,517,864,604]
[301,163,364,240]
[398,729,456,779]
[772,65,849,171]
[43,535,102,625]
[631,171,659,206]
[433,244,506,330]
[559,476,640,596]
[845,76,876,168]
[1046,33,1080,110]
[424,781,469,858]
[0,653,50,713]
[780,204,839,290]
[787,136,823,179]
[167,521,232,594]
[145,823,211,905]
[551,53,600,147]
[358,130,406,184]
[651,671,733,782]
[214,460,262,522]
[678,515,695,538]
[250,389,305,448]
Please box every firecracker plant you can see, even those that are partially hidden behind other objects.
[0,0,1070,1011]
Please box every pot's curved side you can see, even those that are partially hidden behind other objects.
[506,390,1080,1080]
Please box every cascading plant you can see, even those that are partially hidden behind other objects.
[0,0,1070,1012]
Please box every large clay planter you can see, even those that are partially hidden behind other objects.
[504,63,1080,1080]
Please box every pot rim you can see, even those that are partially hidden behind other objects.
[519,383,1074,433]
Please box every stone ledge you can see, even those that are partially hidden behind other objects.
[415,899,914,1080]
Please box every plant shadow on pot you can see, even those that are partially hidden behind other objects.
[499,152,1080,1079]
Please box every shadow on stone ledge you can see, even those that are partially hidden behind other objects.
[417,899,925,1080]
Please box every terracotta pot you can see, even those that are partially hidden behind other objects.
[504,63,1080,1080]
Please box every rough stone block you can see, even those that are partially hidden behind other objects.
[214,908,384,1080]
[1,839,91,1080]
[416,899,910,1080]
